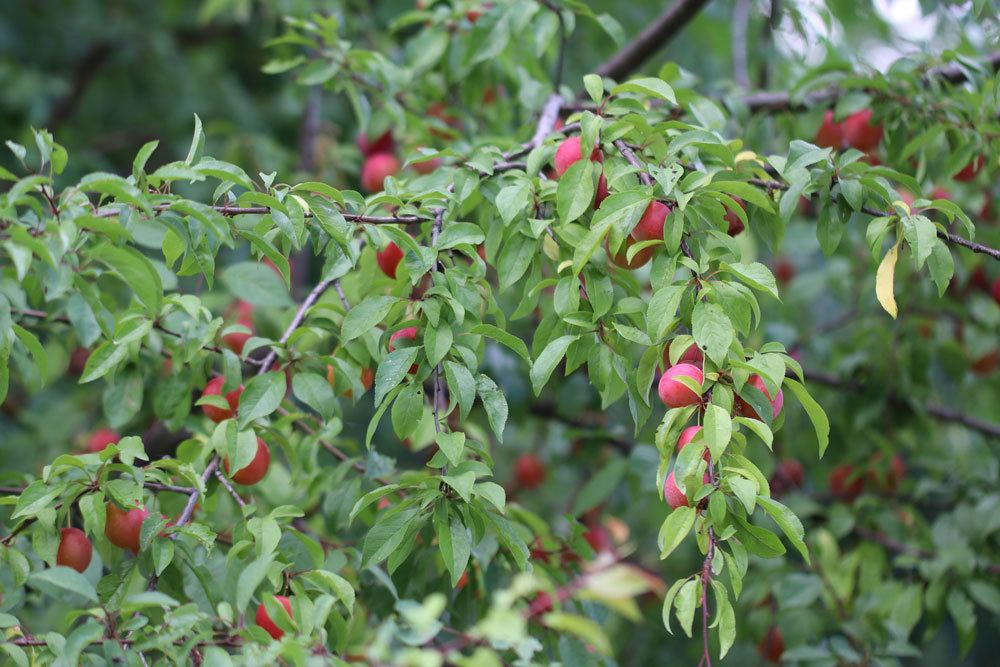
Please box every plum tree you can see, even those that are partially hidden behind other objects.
[0,2,998,665]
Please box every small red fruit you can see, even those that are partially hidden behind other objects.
[201,376,244,423]
[515,453,546,489]
[224,437,271,486]
[105,502,150,553]
[663,471,701,509]
[774,257,796,285]
[357,131,394,157]
[657,363,704,408]
[594,171,610,208]
[736,375,784,421]
[829,464,864,502]
[553,136,602,178]
[663,340,704,369]
[757,625,785,663]
[814,110,845,149]
[631,201,671,243]
[255,595,292,640]
[843,109,882,152]
[68,347,91,375]
[724,197,746,236]
[770,459,804,496]
[56,527,93,573]
[992,278,1000,306]
[388,327,420,374]
[361,153,400,193]
[412,155,442,175]
[676,425,711,462]
[86,428,120,453]
[606,236,653,269]
[456,570,469,589]
[968,266,989,293]
[376,242,405,279]
[954,155,985,182]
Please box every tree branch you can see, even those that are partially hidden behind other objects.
[593,0,713,81]
[742,50,1000,113]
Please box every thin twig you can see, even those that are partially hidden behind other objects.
[257,277,337,375]
[213,469,248,508]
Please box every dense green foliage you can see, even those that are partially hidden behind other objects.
[1,1,999,665]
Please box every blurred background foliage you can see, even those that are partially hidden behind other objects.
[1,1,998,664]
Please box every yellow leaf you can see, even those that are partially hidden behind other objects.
[876,239,901,319]
[544,236,562,262]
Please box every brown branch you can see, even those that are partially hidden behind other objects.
[744,177,1000,261]
[800,369,1000,440]
[593,0,713,81]
[213,469,248,508]
[257,277,337,375]
[742,50,1000,113]
[95,204,428,225]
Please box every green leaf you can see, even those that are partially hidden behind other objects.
[237,371,286,427]
[583,74,604,103]
[476,374,508,442]
[926,239,954,296]
[441,471,476,503]
[658,506,695,559]
[756,495,809,562]
[292,372,336,420]
[732,515,785,558]
[235,554,274,613]
[79,341,128,384]
[91,244,163,316]
[342,296,398,343]
[675,579,699,637]
[12,324,48,382]
[424,323,453,367]
[784,379,830,457]
[557,160,596,224]
[470,324,531,363]
[530,335,579,395]
[692,302,732,364]
[444,361,476,420]
[374,348,419,406]
[543,613,612,655]
[611,77,676,103]
[436,432,466,467]
[721,262,779,300]
[28,567,98,603]
[362,508,422,567]
[702,404,732,461]
[571,458,627,516]
[220,261,293,308]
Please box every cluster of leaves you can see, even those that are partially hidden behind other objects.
[1,1,999,665]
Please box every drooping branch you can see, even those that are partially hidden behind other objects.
[592,0,714,81]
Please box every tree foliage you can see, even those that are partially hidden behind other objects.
[1,1,999,665]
